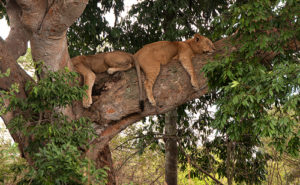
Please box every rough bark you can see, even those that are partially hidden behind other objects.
[97,145,116,185]
[164,108,178,185]
[5,0,31,61]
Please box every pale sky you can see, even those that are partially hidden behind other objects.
[0,18,10,39]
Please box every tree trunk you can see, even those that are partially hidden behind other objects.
[226,138,234,185]
[98,145,116,185]
[165,108,178,185]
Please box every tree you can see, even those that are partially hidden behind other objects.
[0,0,299,184]
[164,109,178,185]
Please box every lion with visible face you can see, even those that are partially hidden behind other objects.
[134,34,215,107]
[71,51,142,108]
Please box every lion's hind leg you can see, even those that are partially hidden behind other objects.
[74,63,96,108]
[142,63,160,107]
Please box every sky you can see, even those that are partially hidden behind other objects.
[0,18,10,39]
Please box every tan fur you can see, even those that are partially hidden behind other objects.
[71,51,142,108]
[134,34,215,106]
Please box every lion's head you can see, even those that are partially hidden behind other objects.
[188,34,216,54]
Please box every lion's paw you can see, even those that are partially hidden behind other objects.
[107,68,115,74]
[83,98,92,108]
[149,98,157,107]
[192,84,200,91]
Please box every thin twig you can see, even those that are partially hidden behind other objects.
[149,171,164,185]
[115,150,140,173]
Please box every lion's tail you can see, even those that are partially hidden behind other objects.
[133,55,144,111]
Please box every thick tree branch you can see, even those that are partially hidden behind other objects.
[0,38,34,163]
[0,39,32,100]
[41,0,89,37]
[74,36,300,152]
[13,0,88,72]
[15,0,47,32]
[5,0,31,60]
[30,0,87,72]
[74,38,232,153]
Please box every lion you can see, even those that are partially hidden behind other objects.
[134,34,215,107]
[71,51,142,108]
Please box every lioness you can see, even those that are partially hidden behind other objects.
[134,34,215,107]
[71,51,142,108]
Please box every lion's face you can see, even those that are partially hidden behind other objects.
[190,34,216,54]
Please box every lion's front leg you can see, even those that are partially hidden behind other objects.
[179,55,199,90]
[73,62,96,108]
[83,71,96,108]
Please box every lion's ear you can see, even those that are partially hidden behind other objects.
[194,34,201,42]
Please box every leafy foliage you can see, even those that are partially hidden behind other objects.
[0,121,27,184]
[0,1,7,22]
[194,0,300,183]
[17,48,36,79]
[67,0,124,57]
[0,68,19,115]
[8,68,86,112]
[1,69,108,184]
[203,0,299,156]
[109,0,229,53]
[19,141,107,185]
